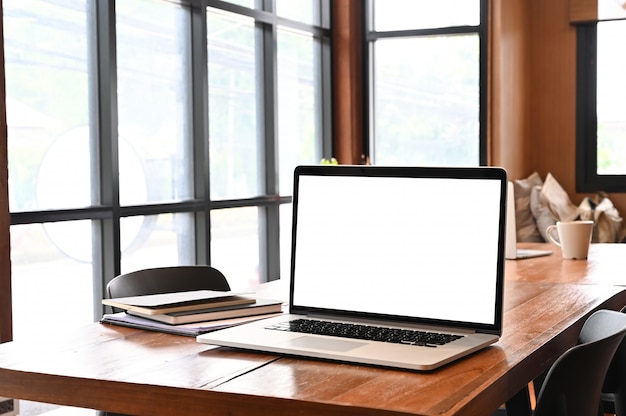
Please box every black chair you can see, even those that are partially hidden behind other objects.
[601,305,626,416]
[101,265,230,416]
[496,309,626,416]
[106,265,231,299]
[531,309,626,416]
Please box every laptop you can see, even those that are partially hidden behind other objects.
[197,165,508,371]
[505,181,552,260]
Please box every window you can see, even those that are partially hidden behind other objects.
[4,0,330,340]
[365,0,487,166]
[576,19,626,192]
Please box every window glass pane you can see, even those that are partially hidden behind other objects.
[373,35,479,166]
[276,0,319,25]
[24,128,146,212]
[4,0,90,212]
[374,0,480,31]
[11,222,94,340]
[207,10,260,199]
[596,20,626,175]
[277,28,320,195]
[210,207,259,289]
[121,213,194,273]
[116,0,192,205]
[35,126,92,210]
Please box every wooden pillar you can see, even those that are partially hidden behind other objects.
[0,0,13,343]
[488,0,534,179]
[331,0,363,165]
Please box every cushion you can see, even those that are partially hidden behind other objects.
[513,172,544,242]
[579,193,626,243]
[540,173,578,222]
[530,185,557,242]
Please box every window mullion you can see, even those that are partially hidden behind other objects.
[191,3,211,265]
[258,14,280,282]
[319,40,333,159]
[91,0,121,317]
[576,23,598,192]
[478,0,488,166]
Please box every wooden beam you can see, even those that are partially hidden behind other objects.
[570,0,598,22]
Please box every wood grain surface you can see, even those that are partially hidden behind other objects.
[1,244,625,415]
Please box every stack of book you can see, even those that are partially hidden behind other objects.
[100,290,283,336]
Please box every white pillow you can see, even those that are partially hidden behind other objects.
[540,173,578,222]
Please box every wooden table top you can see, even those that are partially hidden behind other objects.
[508,242,626,285]
[0,243,625,416]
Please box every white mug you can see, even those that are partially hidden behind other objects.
[546,221,594,260]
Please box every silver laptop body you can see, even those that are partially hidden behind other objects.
[198,165,508,371]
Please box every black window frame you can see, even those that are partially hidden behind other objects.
[362,0,489,166]
[7,0,332,321]
[576,21,626,193]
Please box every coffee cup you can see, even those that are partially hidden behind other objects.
[546,221,594,260]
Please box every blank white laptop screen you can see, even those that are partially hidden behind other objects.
[292,173,502,326]
[197,166,507,371]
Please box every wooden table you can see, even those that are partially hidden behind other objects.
[509,242,626,284]
[0,244,625,416]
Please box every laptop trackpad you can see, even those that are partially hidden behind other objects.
[284,336,366,352]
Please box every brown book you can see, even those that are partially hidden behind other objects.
[126,299,284,325]
[102,290,255,315]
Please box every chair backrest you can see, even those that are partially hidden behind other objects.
[534,309,626,416]
[106,265,231,299]
[600,305,626,416]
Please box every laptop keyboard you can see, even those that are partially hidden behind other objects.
[266,319,463,347]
